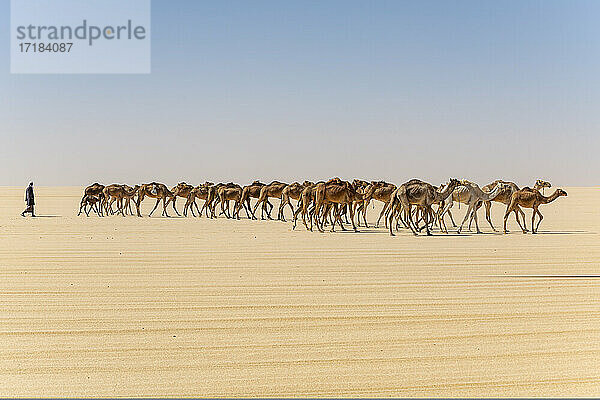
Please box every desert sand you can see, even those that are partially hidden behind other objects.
[0,186,599,397]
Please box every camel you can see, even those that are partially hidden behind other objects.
[344,179,370,225]
[358,181,397,228]
[136,182,174,217]
[103,184,140,216]
[80,194,101,217]
[166,182,195,216]
[252,181,288,220]
[206,182,240,218]
[78,183,105,216]
[387,178,460,236]
[183,182,213,217]
[120,185,140,215]
[278,182,306,222]
[439,180,509,234]
[504,188,567,234]
[471,179,552,232]
[292,181,320,231]
[236,181,272,219]
[313,178,361,232]
[217,183,243,219]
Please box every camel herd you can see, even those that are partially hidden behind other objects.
[77,178,567,235]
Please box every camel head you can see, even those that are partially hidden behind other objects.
[303,180,313,187]
[535,179,551,189]
[447,178,461,190]
[251,180,263,186]
[534,179,552,194]
[555,189,568,197]
[327,177,343,185]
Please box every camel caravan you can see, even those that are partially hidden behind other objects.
[77,178,567,235]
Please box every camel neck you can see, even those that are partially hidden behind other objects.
[541,190,561,204]
[438,184,455,201]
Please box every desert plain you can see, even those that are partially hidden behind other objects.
[0,186,599,397]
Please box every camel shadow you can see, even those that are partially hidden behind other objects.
[31,215,62,218]
[533,230,591,235]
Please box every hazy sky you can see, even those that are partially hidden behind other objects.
[1,0,599,186]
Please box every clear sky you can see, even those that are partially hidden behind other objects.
[1,0,598,186]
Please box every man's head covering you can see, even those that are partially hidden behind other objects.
[29,182,33,186]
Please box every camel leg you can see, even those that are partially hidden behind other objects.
[531,208,536,234]
[252,198,263,220]
[265,199,275,220]
[117,199,125,217]
[328,205,336,232]
[77,195,87,216]
[241,201,251,219]
[517,206,528,232]
[314,202,324,233]
[388,204,397,236]
[355,202,363,227]
[534,207,543,233]
[278,199,288,222]
[183,199,190,217]
[171,197,181,217]
[503,206,510,233]
[483,201,496,231]
[377,202,388,229]
[277,198,286,221]
[349,202,358,232]
[404,204,418,236]
[162,197,171,217]
[472,206,481,233]
[512,208,526,233]
[468,201,480,231]
[149,198,161,217]
[457,203,474,234]
[199,201,207,218]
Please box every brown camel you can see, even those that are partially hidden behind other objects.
[278,182,306,222]
[292,181,319,230]
[217,183,243,219]
[387,178,460,236]
[136,182,174,217]
[78,183,105,216]
[473,179,552,232]
[252,181,288,220]
[359,181,397,228]
[103,184,140,216]
[183,182,213,217]
[80,194,101,217]
[344,179,370,225]
[236,181,272,220]
[503,188,567,234]
[166,182,195,216]
[313,178,361,232]
[206,183,240,218]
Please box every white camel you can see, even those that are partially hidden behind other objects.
[439,180,509,234]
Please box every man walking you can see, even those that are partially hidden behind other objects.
[22,182,35,217]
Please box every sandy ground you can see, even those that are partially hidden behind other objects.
[0,186,599,397]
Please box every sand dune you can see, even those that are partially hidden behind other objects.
[1,186,599,397]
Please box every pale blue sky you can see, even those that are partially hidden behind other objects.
[1,0,598,186]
